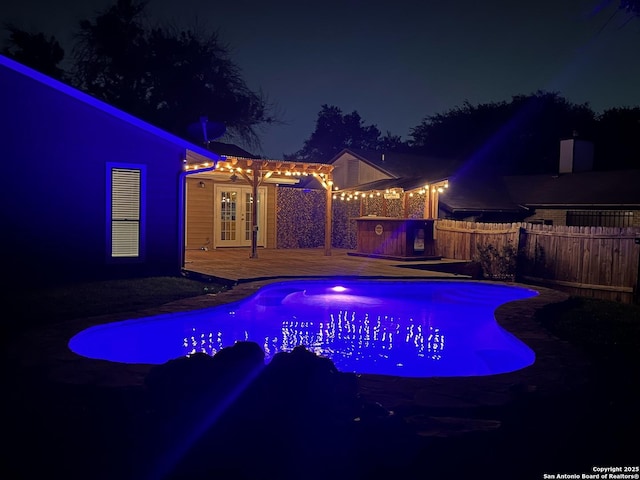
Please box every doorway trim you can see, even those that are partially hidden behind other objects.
[213,184,267,248]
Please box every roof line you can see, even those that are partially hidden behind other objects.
[524,203,640,208]
[329,148,398,178]
[0,54,221,163]
[442,207,525,213]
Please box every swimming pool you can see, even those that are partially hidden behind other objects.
[68,279,538,377]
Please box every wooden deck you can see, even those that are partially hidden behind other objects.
[184,247,468,283]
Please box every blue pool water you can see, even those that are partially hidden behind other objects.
[68,280,539,377]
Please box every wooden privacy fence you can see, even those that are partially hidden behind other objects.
[435,220,640,303]
[435,220,523,260]
[520,224,640,303]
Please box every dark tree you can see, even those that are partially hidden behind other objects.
[409,99,510,159]
[287,105,382,162]
[378,131,411,153]
[72,0,149,118]
[71,0,275,148]
[2,25,65,80]
[593,107,640,170]
[409,92,596,175]
[144,26,275,147]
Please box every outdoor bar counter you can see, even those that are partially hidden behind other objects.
[349,217,439,260]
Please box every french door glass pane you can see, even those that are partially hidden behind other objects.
[220,191,237,241]
[244,192,252,241]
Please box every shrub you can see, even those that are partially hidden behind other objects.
[474,242,518,281]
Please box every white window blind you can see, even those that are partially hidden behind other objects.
[111,168,141,257]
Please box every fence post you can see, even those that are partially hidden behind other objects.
[470,230,476,261]
[636,236,640,304]
[516,224,526,281]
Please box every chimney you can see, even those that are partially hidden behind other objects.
[559,134,594,174]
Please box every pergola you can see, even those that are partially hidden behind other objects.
[185,155,335,258]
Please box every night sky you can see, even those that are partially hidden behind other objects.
[2,0,639,158]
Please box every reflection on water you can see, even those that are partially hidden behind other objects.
[69,280,538,377]
[184,308,447,371]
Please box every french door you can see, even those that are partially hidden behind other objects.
[214,185,266,247]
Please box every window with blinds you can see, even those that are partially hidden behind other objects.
[110,166,142,258]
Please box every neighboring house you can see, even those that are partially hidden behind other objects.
[435,174,527,223]
[503,138,640,226]
[506,169,640,227]
[324,143,640,228]
[442,138,640,227]
[327,149,459,218]
[329,148,459,191]
[0,54,222,282]
[329,149,398,189]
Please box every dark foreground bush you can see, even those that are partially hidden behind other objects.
[142,342,416,479]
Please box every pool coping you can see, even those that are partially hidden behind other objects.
[6,278,590,413]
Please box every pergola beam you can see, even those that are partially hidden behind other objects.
[189,156,333,178]
[185,156,335,256]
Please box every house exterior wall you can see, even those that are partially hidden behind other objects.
[523,209,569,226]
[1,59,185,282]
[185,178,276,249]
[185,178,215,249]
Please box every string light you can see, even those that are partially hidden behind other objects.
[331,178,450,204]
